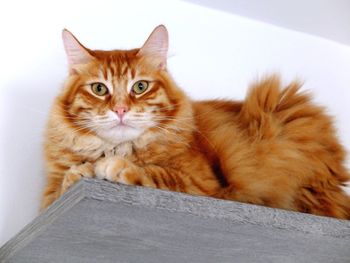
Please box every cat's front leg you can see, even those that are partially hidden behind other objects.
[95,157,156,188]
[95,156,221,196]
[60,162,95,195]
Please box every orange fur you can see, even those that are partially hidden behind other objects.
[42,26,350,219]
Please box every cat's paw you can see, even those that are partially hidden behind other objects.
[95,157,139,185]
[61,162,94,195]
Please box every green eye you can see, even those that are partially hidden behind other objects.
[91,83,108,96]
[132,80,149,95]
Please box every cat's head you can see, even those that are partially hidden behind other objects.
[58,25,191,145]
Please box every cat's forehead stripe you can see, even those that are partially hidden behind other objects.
[96,53,132,80]
[97,56,139,82]
[130,68,136,79]
[122,64,128,76]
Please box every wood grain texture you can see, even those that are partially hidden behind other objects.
[1,178,350,263]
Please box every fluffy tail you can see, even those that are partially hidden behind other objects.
[239,75,313,133]
[238,75,350,219]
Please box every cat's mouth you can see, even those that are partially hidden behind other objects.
[115,123,136,130]
[96,121,144,144]
[113,121,137,130]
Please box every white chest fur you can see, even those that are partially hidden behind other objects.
[104,142,133,158]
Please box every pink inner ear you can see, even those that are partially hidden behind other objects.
[62,29,93,66]
[138,25,169,69]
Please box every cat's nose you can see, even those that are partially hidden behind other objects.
[114,106,129,119]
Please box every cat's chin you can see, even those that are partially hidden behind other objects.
[97,125,144,145]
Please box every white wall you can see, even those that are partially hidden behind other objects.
[1,0,350,246]
[186,0,350,46]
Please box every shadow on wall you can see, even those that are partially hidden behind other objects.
[0,57,63,246]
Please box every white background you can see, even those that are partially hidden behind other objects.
[1,0,350,246]
[186,0,350,46]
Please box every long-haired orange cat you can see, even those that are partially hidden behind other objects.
[42,25,350,219]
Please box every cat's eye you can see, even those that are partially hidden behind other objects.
[91,83,108,96]
[132,80,149,95]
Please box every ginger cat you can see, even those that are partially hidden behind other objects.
[42,25,350,219]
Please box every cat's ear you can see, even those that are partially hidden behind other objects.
[137,25,168,69]
[62,29,94,68]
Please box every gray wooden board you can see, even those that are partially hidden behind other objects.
[1,178,350,263]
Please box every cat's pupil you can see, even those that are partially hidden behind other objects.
[138,83,144,90]
[97,85,102,92]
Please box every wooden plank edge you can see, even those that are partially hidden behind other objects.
[0,181,87,261]
[83,178,350,239]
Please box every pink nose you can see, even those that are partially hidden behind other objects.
[114,106,129,118]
